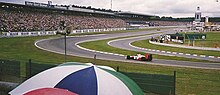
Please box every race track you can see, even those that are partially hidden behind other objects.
[35,28,220,69]
[108,34,220,62]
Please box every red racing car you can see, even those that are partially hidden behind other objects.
[126,53,153,61]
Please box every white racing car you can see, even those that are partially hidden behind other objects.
[126,53,153,61]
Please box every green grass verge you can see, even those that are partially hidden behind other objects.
[184,32,220,48]
[0,33,220,95]
[170,32,220,48]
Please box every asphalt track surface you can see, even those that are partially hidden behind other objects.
[35,29,220,69]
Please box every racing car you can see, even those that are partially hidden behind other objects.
[126,53,153,61]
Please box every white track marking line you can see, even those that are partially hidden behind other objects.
[179,53,184,55]
[75,39,127,57]
[200,55,206,57]
[193,54,198,57]
[114,54,119,56]
[185,54,191,55]
[156,50,160,52]
[167,51,171,53]
[144,49,148,51]
[119,54,125,57]
[161,51,166,53]
[99,51,104,53]
[108,52,113,55]
[172,52,177,54]
[209,56,215,58]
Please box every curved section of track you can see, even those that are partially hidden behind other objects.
[108,35,220,62]
[35,29,220,69]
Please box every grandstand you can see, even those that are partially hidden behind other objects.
[0,1,190,32]
[0,2,128,32]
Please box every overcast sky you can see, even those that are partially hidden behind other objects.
[1,0,220,17]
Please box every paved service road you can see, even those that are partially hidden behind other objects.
[35,28,220,69]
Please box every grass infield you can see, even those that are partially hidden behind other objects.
[184,32,220,48]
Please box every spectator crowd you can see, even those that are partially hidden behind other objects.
[0,10,127,32]
[0,9,191,32]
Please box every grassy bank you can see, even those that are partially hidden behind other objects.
[176,32,220,48]
[0,33,219,94]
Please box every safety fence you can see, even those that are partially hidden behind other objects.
[0,59,22,95]
[120,71,175,95]
[25,59,57,78]
[0,59,176,95]
[176,71,220,95]
[0,59,21,83]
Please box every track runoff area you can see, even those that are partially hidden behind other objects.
[35,28,220,69]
